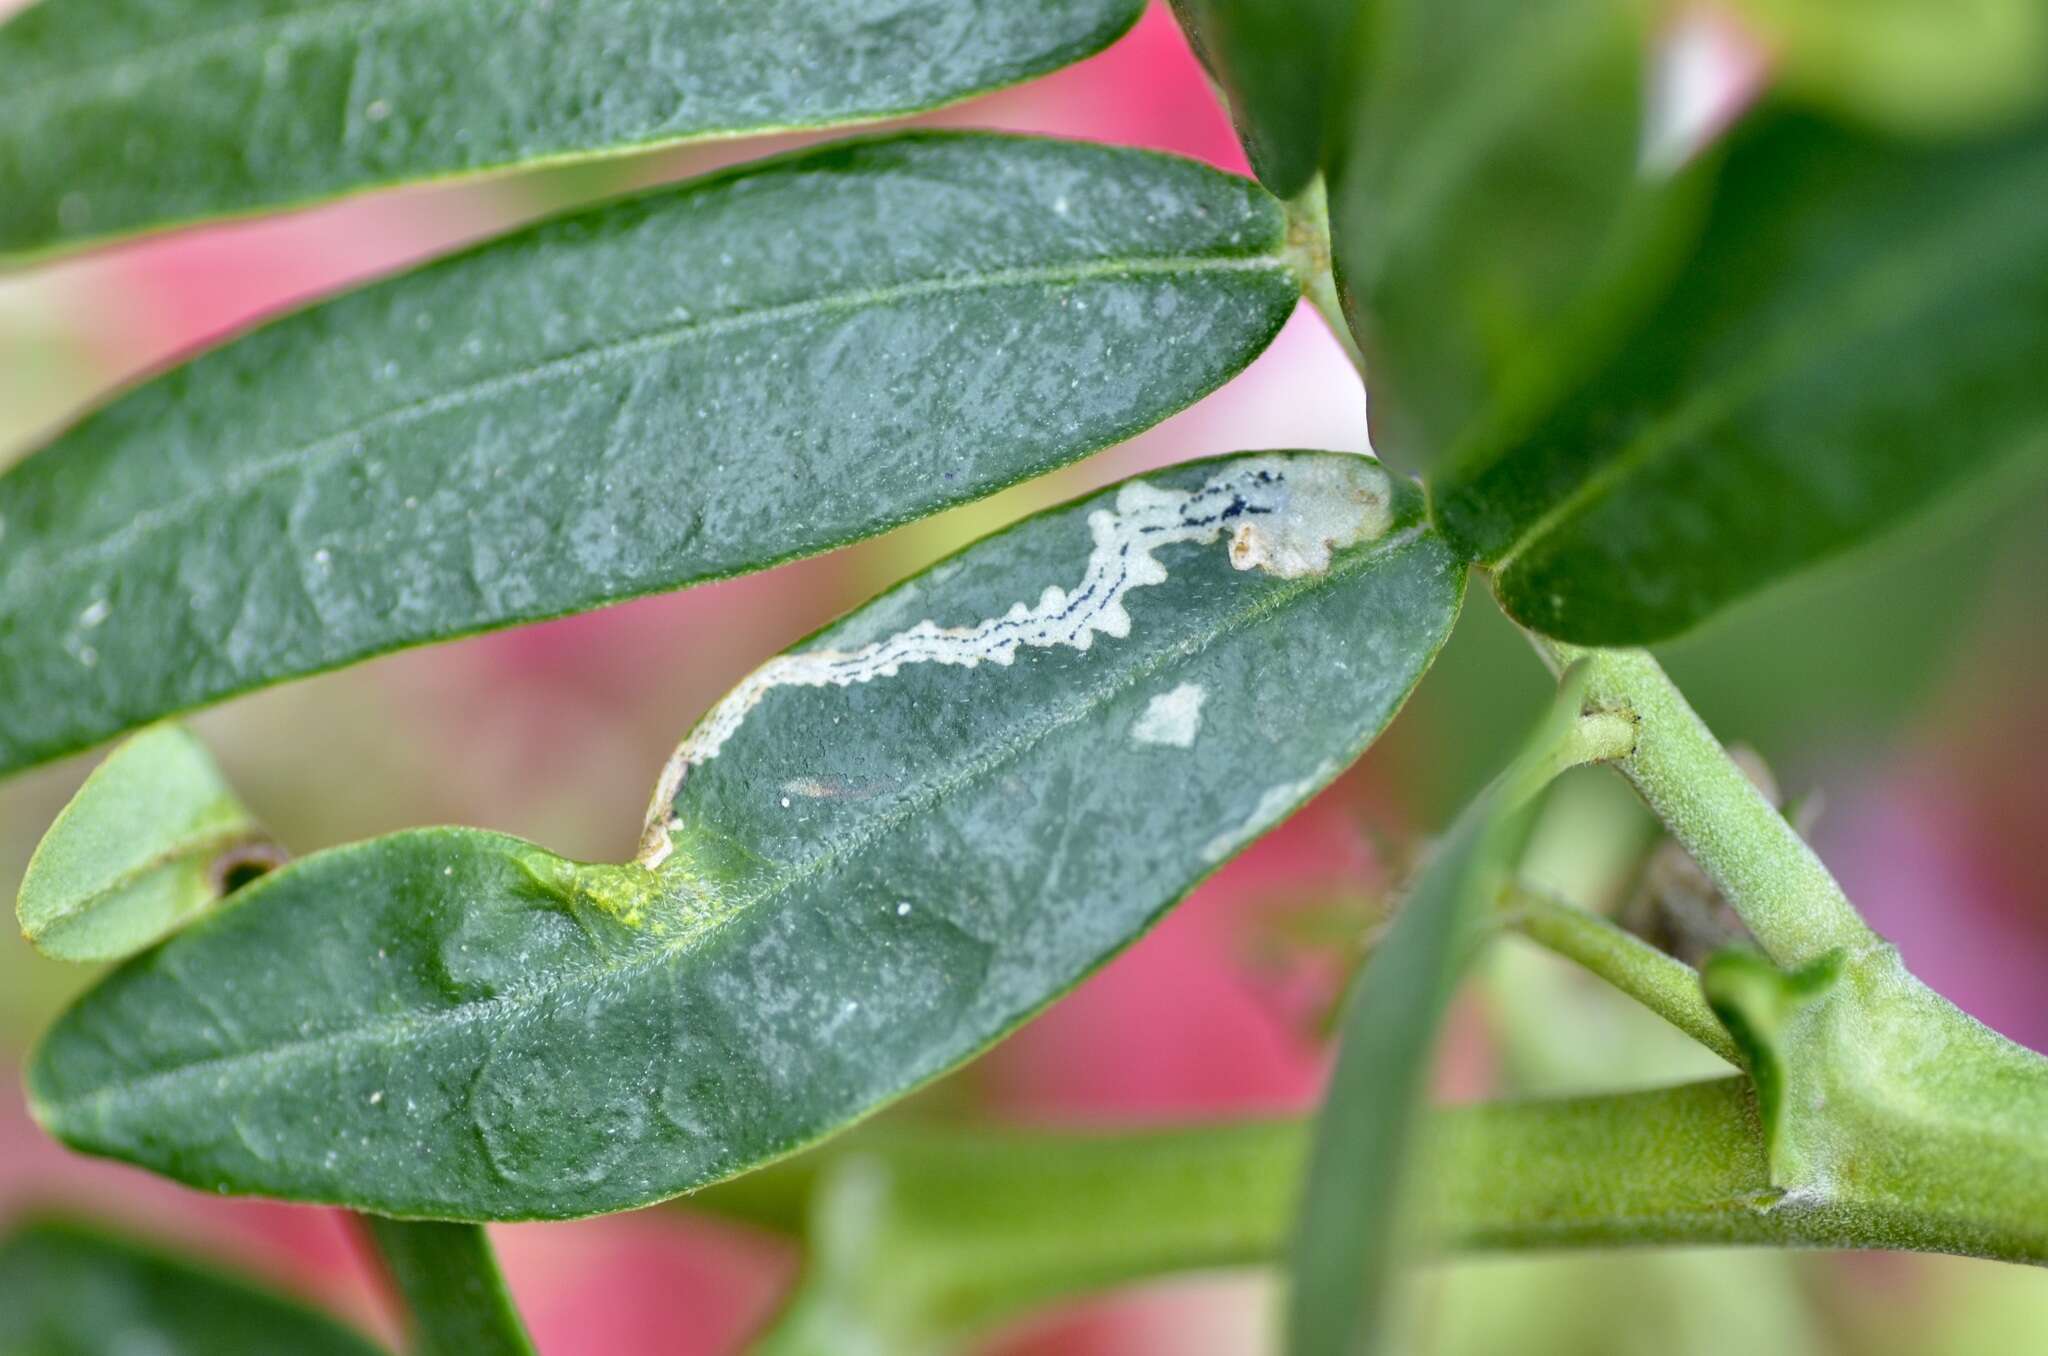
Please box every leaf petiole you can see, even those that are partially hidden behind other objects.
[1497,878,1741,1064]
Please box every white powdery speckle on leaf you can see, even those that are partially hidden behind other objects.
[1131,682,1206,748]
[638,456,1392,864]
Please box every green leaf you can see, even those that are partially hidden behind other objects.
[1453,110,2048,643]
[364,1220,533,1356]
[0,0,1144,259]
[0,1217,385,1356]
[0,134,1297,779]
[1326,0,1704,477]
[1285,668,1588,1356]
[29,451,1464,1220]
[1727,0,2048,138]
[1167,0,1356,196]
[17,723,278,962]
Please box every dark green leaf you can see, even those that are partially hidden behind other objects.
[1167,0,1356,196]
[1452,111,2048,643]
[364,1220,533,1356]
[30,451,1463,1220]
[17,723,277,962]
[0,1217,385,1356]
[0,0,1144,258]
[1285,669,1586,1356]
[1327,0,1704,477]
[0,134,1297,778]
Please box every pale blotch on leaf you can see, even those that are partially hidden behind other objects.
[18,724,274,962]
[639,455,1394,865]
[1131,682,1207,748]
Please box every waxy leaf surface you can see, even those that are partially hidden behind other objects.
[30,452,1464,1220]
[0,134,1297,777]
[1453,111,2048,642]
[0,0,1143,257]
[0,1219,384,1356]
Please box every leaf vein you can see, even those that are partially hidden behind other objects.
[1,253,1285,604]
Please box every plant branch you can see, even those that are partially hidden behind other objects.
[1523,635,1873,966]
[1498,878,1740,1064]
[361,1218,534,1356]
[732,1074,2047,1355]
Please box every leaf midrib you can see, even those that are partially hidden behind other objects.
[39,521,1430,1125]
[0,0,422,110]
[1,253,1285,604]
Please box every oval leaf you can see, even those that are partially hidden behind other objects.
[0,0,1144,258]
[29,451,1464,1220]
[0,1218,384,1356]
[1451,111,2048,643]
[0,133,1297,778]
[17,723,277,962]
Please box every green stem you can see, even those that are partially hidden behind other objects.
[1284,176,1368,380]
[1523,628,2048,1269]
[733,1075,2045,1356]
[362,1218,534,1356]
[1525,637,1873,966]
[1501,879,1741,1064]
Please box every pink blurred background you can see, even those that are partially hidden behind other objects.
[4,6,2045,1353]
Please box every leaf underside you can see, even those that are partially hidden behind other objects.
[0,0,1145,257]
[1328,0,1690,484]
[30,451,1464,1221]
[0,133,1298,778]
[1168,0,1355,196]
[1454,109,2048,643]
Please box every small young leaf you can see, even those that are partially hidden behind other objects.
[1285,669,1589,1356]
[0,134,1298,779]
[29,452,1464,1220]
[364,1219,534,1356]
[17,723,276,963]
[0,1217,384,1356]
[0,0,1145,258]
[1168,0,1357,196]
[1454,110,2048,643]
[1326,0,1704,479]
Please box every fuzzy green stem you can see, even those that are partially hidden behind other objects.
[361,1219,534,1356]
[1500,880,1740,1064]
[733,1075,2046,1356]
[1526,637,1873,966]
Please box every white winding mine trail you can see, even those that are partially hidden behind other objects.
[638,455,1392,866]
